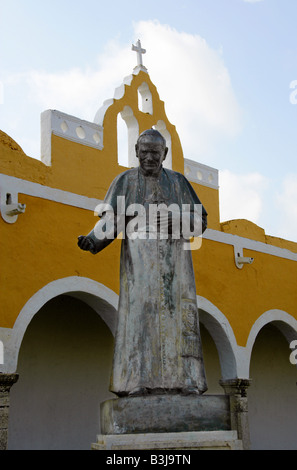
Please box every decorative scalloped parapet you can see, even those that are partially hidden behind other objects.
[41,110,103,167]
[38,66,219,196]
[40,67,181,173]
[93,67,175,170]
[93,74,135,126]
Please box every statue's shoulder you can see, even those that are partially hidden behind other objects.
[115,168,138,179]
[121,168,138,178]
[163,168,189,184]
[111,168,138,185]
[105,168,139,202]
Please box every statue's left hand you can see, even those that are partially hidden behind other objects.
[77,235,95,252]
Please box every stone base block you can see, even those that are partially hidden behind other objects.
[100,394,230,435]
[92,430,243,450]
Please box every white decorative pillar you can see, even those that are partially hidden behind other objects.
[0,373,19,450]
[220,378,251,450]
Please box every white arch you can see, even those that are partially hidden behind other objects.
[0,340,3,365]
[197,295,242,380]
[245,309,297,376]
[118,106,139,168]
[153,120,172,170]
[0,276,119,374]
[198,301,297,380]
[138,82,153,115]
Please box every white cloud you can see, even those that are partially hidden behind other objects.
[219,170,297,242]
[20,20,241,162]
[243,0,264,3]
[3,19,295,244]
[25,40,135,121]
[275,174,297,242]
[219,169,268,225]
[134,20,242,160]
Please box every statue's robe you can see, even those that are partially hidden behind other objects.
[94,167,208,396]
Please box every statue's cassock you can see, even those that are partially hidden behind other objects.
[93,167,208,396]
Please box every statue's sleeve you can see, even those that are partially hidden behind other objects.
[177,173,208,234]
[86,172,128,254]
[102,172,128,214]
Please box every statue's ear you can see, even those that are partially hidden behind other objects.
[135,144,139,159]
[163,147,169,161]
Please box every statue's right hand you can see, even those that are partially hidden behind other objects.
[77,235,95,252]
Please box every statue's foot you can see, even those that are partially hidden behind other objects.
[128,387,148,397]
[181,386,201,396]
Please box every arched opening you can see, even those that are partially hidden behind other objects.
[248,323,297,449]
[200,324,223,394]
[117,107,139,168]
[198,300,239,381]
[117,112,128,167]
[8,294,114,450]
[137,82,153,115]
[153,121,172,170]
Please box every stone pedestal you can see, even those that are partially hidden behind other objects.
[100,394,231,435]
[220,379,251,450]
[0,373,19,450]
[92,430,243,450]
[92,394,243,451]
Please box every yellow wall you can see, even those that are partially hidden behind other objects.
[193,238,297,346]
[1,70,297,351]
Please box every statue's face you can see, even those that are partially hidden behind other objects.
[136,136,168,176]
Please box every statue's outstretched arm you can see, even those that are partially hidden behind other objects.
[78,212,118,254]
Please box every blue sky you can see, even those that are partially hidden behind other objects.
[1,0,297,242]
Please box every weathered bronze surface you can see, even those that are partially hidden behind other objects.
[78,129,208,397]
[100,394,231,435]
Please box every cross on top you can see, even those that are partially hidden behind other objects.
[132,39,146,67]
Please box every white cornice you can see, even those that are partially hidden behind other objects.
[1,173,296,262]
[184,159,219,190]
[0,173,101,212]
[204,229,297,262]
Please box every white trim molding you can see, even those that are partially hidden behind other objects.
[204,228,297,263]
[0,173,102,214]
[244,309,297,375]
[198,296,240,380]
[93,68,146,127]
[1,173,297,264]
[0,277,119,374]
[198,299,297,380]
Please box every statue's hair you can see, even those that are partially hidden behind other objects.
[137,128,166,147]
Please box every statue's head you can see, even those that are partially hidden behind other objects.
[135,129,168,176]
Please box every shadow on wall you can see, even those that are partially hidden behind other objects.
[248,324,297,450]
[8,295,114,450]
